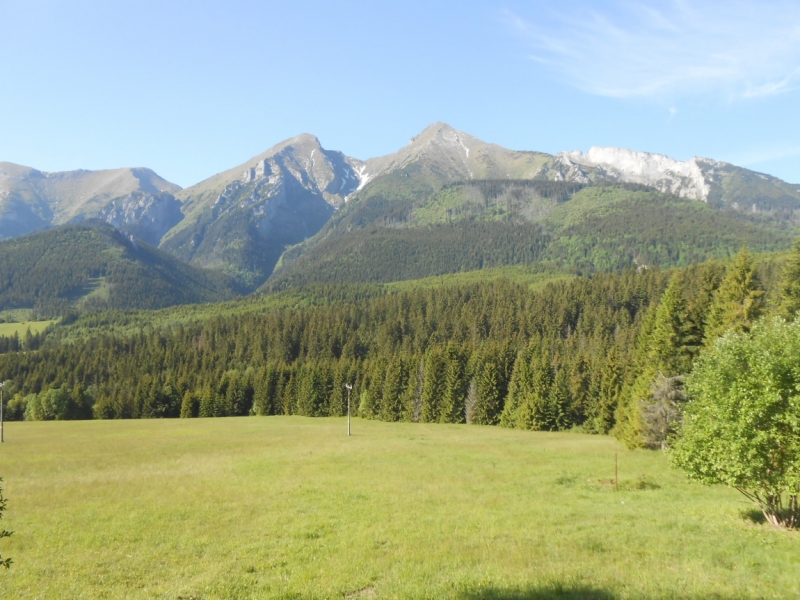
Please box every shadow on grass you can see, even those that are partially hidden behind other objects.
[740,508,767,525]
[461,585,614,600]
[461,585,762,599]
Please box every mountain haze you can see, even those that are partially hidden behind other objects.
[4,122,800,292]
[0,162,183,244]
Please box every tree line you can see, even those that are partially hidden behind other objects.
[1,244,793,452]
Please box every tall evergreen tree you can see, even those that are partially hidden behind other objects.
[546,365,571,431]
[521,349,553,430]
[441,345,467,423]
[198,384,215,418]
[705,248,764,342]
[591,350,622,434]
[474,354,504,425]
[780,238,800,319]
[180,391,197,418]
[421,349,446,423]
[380,356,405,422]
[297,367,324,417]
[647,273,694,375]
[500,347,533,428]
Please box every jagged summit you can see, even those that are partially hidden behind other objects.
[0,162,182,242]
[160,133,366,286]
[174,133,362,211]
[4,124,800,290]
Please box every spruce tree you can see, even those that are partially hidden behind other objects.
[252,366,275,416]
[297,367,321,416]
[358,359,382,419]
[225,371,248,416]
[421,349,445,423]
[499,348,531,428]
[780,238,800,319]
[567,353,590,427]
[403,356,425,422]
[329,361,347,417]
[522,349,553,430]
[441,345,467,423]
[198,384,214,418]
[546,366,570,430]
[380,357,404,422]
[593,350,621,434]
[705,248,764,342]
[647,273,693,375]
[475,356,503,425]
[180,391,197,418]
[282,373,297,416]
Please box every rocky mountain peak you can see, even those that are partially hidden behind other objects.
[0,162,183,241]
[555,146,714,201]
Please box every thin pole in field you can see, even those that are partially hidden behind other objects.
[0,381,5,444]
[615,453,618,491]
[345,383,353,437]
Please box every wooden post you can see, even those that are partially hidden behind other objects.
[615,453,618,491]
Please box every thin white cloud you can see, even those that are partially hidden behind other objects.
[504,1,800,99]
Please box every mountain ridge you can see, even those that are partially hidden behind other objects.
[0,162,183,243]
[4,123,800,290]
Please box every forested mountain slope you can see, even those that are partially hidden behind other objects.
[270,125,800,287]
[267,182,793,289]
[158,134,364,288]
[0,223,241,316]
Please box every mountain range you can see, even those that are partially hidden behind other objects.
[2,122,800,304]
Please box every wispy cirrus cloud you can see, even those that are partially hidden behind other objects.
[503,0,800,99]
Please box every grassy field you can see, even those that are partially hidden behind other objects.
[0,320,57,338]
[0,418,797,599]
[386,267,574,294]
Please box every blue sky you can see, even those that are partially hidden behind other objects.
[1,0,799,187]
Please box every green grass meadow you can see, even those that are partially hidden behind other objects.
[0,320,56,338]
[0,418,798,599]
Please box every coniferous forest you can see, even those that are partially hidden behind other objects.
[0,244,790,449]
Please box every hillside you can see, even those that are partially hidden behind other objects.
[267,181,793,289]
[270,125,800,286]
[4,123,800,291]
[0,223,241,316]
[158,134,364,288]
[0,162,183,244]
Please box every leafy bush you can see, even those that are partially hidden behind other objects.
[672,318,800,529]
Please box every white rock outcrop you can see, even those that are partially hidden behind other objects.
[557,147,713,201]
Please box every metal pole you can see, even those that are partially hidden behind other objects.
[615,453,618,491]
[345,383,353,437]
